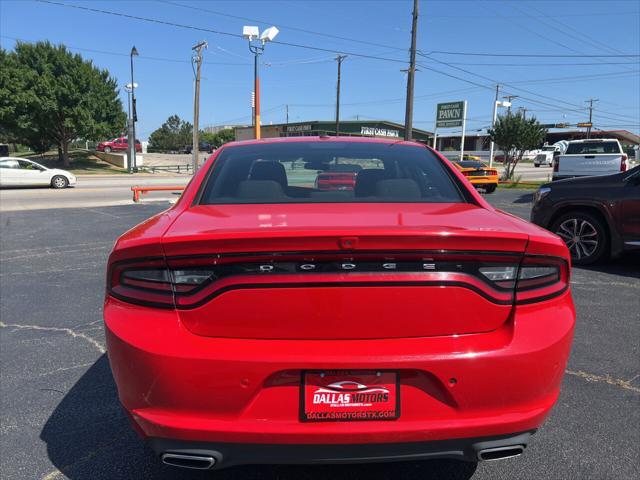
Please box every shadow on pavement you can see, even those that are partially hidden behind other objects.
[513,193,533,204]
[574,251,640,280]
[41,355,478,479]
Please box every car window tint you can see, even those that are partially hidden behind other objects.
[565,142,621,155]
[200,142,465,204]
[17,160,36,169]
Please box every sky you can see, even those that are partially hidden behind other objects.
[1,0,639,140]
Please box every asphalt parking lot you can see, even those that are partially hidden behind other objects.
[1,190,638,479]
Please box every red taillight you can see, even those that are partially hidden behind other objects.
[553,158,559,172]
[621,154,627,172]
[107,258,216,308]
[107,253,569,308]
[515,256,569,304]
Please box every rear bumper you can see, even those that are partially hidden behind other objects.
[467,177,498,186]
[150,431,534,469]
[104,291,574,448]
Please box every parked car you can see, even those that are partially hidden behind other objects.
[452,160,499,193]
[104,137,575,471]
[531,165,640,265]
[553,138,627,181]
[534,145,561,167]
[97,137,142,154]
[0,157,76,188]
[182,143,215,154]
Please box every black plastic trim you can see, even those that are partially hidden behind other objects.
[148,430,535,470]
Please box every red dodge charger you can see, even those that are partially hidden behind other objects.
[104,137,575,470]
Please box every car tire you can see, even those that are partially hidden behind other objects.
[104,146,112,153]
[51,175,69,189]
[551,211,608,265]
[484,184,497,194]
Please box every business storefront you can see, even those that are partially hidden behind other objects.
[235,120,432,142]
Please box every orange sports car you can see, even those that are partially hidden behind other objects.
[452,160,499,193]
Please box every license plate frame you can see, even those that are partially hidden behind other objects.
[300,370,400,422]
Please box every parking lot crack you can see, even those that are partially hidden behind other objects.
[565,369,640,393]
[0,321,106,353]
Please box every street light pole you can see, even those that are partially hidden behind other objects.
[252,47,262,139]
[335,55,346,136]
[488,84,500,168]
[129,46,138,173]
[244,25,279,140]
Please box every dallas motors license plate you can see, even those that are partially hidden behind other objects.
[301,370,399,422]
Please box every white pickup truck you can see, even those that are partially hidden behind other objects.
[553,139,628,181]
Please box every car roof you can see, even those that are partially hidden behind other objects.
[0,157,30,161]
[221,136,427,148]
[567,138,619,143]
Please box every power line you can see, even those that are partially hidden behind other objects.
[417,52,639,122]
[0,35,250,65]
[33,0,640,130]
[502,2,638,75]
[424,50,640,58]
[158,0,407,52]
[290,86,481,108]
[507,70,640,86]
[525,3,628,57]
[35,0,408,65]
[442,61,639,67]
[34,1,640,61]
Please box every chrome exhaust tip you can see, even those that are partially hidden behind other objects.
[477,445,525,461]
[161,453,216,470]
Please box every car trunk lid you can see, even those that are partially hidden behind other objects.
[162,203,528,339]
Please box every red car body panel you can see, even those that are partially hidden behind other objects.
[105,293,573,444]
[104,137,575,468]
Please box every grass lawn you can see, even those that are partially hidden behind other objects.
[498,180,547,190]
[12,149,128,175]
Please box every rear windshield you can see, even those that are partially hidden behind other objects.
[457,160,485,169]
[199,141,464,204]
[565,141,621,155]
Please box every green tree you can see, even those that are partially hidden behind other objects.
[488,112,547,180]
[197,129,235,149]
[200,131,217,145]
[0,41,126,166]
[149,115,193,151]
[212,128,235,148]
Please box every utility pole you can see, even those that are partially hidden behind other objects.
[335,55,347,136]
[586,98,598,139]
[285,104,289,124]
[488,84,500,168]
[404,0,419,141]
[129,46,138,173]
[459,100,468,161]
[191,41,207,171]
[503,95,518,113]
